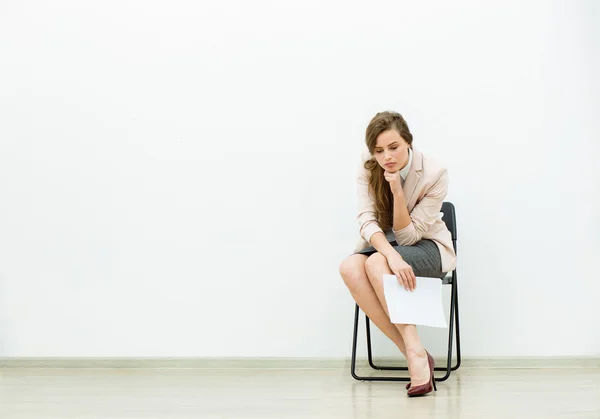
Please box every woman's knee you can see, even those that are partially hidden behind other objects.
[365,252,387,277]
[339,254,368,290]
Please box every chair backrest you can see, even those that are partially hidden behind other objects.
[441,202,457,242]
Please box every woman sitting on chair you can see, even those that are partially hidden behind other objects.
[339,111,456,397]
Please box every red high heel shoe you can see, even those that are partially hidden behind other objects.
[407,350,437,397]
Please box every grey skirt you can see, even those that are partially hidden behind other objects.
[355,230,446,279]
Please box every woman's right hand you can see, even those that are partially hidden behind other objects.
[386,252,416,291]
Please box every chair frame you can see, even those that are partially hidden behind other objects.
[350,202,461,382]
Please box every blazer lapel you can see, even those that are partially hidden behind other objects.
[402,148,423,211]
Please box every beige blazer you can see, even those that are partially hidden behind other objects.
[354,148,457,273]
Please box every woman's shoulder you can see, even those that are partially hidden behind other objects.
[413,149,449,188]
[415,148,448,175]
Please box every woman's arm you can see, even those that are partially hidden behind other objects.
[358,156,418,290]
[392,189,411,232]
[392,168,449,246]
[383,169,413,236]
[357,156,402,257]
[368,231,400,259]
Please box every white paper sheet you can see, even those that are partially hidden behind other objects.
[382,274,447,328]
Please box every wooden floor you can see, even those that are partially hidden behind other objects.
[1,367,599,418]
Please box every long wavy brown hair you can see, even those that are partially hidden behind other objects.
[364,111,414,231]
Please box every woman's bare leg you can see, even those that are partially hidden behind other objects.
[339,254,407,356]
[364,252,431,386]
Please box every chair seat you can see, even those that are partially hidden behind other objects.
[442,273,453,285]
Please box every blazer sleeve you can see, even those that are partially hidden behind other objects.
[392,168,448,246]
[356,153,383,244]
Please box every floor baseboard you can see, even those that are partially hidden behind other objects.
[0,357,598,369]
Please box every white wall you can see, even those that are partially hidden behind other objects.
[0,0,598,358]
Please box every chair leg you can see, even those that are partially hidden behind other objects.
[365,280,461,381]
[351,273,462,382]
[365,315,378,370]
[452,273,461,371]
[351,304,409,382]
[350,304,361,380]
[366,315,409,372]
[434,280,456,382]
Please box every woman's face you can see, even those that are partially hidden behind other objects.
[373,129,410,172]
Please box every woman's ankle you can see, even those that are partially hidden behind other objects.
[406,348,429,384]
[406,346,426,360]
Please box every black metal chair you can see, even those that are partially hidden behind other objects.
[350,201,461,382]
